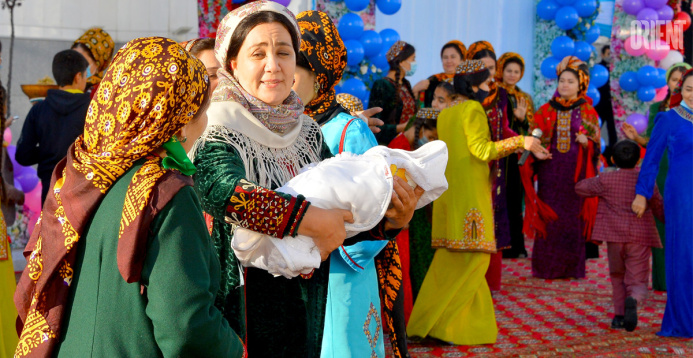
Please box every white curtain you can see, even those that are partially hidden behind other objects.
[376,0,536,95]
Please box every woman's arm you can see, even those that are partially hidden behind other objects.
[194,141,309,239]
[461,102,525,162]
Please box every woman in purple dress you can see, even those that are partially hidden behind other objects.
[526,56,600,279]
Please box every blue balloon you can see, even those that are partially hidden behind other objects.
[232,0,245,3]
[636,65,658,87]
[556,0,576,5]
[338,13,364,40]
[541,57,561,79]
[574,0,598,17]
[573,41,592,61]
[587,84,600,106]
[585,26,600,43]
[619,71,640,91]
[555,6,580,30]
[345,40,365,66]
[376,0,401,15]
[598,116,603,128]
[600,137,606,153]
[637,86,656,102]
[537,0,560,20]
[371,50,390,70]
[341,78,368,100]
[359,30,382,58]
[590,64,609,88]
[654,68,667,88]
[551,36,575,59]
[379,28,400,52]
[345,0,369,12]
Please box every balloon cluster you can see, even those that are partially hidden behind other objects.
[619,65,668,102]
[4,128,42,231]
[232,0,292,5]
[623,0,675,22]
[338,0,402,104]
[537,0,599,31]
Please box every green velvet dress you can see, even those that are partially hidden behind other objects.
[194,135,333,357]
[55,161,244,358]
[647,101,668,291]
[408,206,435,300]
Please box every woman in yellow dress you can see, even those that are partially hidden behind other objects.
[407,60,549,345]
[0,210,16,358]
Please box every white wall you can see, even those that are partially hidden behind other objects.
[0,0,199,42]
[376,0,536,95]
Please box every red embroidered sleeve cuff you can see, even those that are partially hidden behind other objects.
[224,179,304,239]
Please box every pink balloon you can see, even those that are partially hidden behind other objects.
[624,35,647,56]
[647,40,670,61]
[654,87,668,101]
[23,182,42,221]
[3,128,11,144]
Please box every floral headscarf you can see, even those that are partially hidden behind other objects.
[212,0,304,135]
[466,40,495,60]
[14,37,209,358]
[73,27,115,85]
[297,10,348,117]
[553,56,589,109]
[336,93,363,113]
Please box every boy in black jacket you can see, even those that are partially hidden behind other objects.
[16,49,90,205]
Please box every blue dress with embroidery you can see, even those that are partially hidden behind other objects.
[636,106,693,338]
[319,111,387,358]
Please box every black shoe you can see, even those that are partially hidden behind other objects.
[624,297,638,332]
[611,315,625,329]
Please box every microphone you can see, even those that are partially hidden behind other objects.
[518,128,543,166]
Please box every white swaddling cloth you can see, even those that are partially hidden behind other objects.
[232,141,449,278]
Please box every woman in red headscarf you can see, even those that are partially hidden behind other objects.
[525,56,600,280]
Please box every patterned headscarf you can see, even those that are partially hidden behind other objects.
[336,93,363,113]
[297,10,348,117]
[73,28,115,86]
[553,56,589,109]
[212,1,304,135]
[446,40,467,59]
[466,40,495,60]
[214,0,300,70]
[386,40,408,62]
[180,38,206,52]
[14,37,210,358]
[495,52,525,83]
[669,68,693,109]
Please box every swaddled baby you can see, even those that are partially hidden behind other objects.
[232,141,449,278]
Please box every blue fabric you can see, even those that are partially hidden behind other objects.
[636,109,693,338]
[319,111,386,357]
[320,112,378,156]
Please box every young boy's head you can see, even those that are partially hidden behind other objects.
[52,49,89,91]
[612,139,640,169]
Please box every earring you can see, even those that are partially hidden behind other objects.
[313,81,320,94]
[180,136,187,143]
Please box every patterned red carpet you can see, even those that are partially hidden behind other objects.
[395,241,693,357]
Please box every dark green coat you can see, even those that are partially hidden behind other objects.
[56,161,244,358]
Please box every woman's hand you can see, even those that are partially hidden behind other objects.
[298,206,354,261]
[631,194,648,218]
[524,136,552,160]
[352,107,384,134]
[412,79,430,94]
[513,97,528,121]
[384,176,425,231]
[576,133,588,147]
